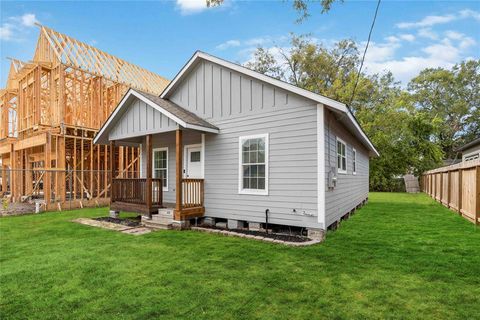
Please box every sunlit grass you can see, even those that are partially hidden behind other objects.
[1,193,479,319]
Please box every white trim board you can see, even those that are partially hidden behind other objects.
[238,133,269,196]
[160,51,378,157]
[317,104,325,227]
[152,147,169,192]
[336,137,347,174]
[352,147,357,175]
[183,143,204,179]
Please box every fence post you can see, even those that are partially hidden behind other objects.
[476,166,480,225]
[458,168,463,215]
[446,170,451,208]
[439,172,443,203]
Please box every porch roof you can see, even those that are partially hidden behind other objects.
[94,89,219,145]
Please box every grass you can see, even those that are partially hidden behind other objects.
[1,193,479,320]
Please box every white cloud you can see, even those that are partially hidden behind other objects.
[245,37,273,47]
[397,9,480,29]
[364,33,477,84]
[459,9,480,21]
[176,0,208,15]
[399,34,415,42]
[397,14,456,29]
[364,40,400,63]
[385,36,399,43]
[21,13,39,27]
[459,37,476,49]
[418,28,438,40]
[0,13,39,41]
[422,40,460,61]
[365,56,456,83]
[216,39,241,50]
[0,23,14,40]
[445,30,476,49]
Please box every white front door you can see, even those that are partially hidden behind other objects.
[184,145,202,178]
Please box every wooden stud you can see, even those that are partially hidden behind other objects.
[104,145,108,199]
[109,140,115,204]
[80,134,84,201]
[44,133,51,209]
[57,135,65,203]
[73,137,77,200]
[89,139,93,199]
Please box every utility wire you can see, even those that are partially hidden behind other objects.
[348,0,382,108]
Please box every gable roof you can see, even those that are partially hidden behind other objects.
[455,137,480,152]
[93,89,219,144]
[135,90,219,131]
[161,51,379,157]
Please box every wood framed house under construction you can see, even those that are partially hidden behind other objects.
[0,25,169,210]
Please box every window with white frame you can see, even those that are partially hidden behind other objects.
[239,134,268,195]
[352,148,357,175]
[153,147,168,190]
[337,138,347,174]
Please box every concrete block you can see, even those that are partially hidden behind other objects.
[307,228,325,241]
[227,219,242,229]
[215,221,227,229]
[203,217,215,226]
[109,210,119,218]
[248,222,261,231]
[171,220,190,230]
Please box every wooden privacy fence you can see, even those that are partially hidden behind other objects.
[422,159,480,224]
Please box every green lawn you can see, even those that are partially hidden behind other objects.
[1,193,479,320]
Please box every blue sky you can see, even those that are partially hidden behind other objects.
[1,0,479,87]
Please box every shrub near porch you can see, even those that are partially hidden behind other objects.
[1,193,479,319]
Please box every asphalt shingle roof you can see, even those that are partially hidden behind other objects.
[136,90,218,131]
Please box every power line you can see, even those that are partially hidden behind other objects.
[348,0,382,107]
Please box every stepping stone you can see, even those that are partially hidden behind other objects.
[121,227,152,235]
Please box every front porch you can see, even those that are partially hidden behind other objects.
[94,89,218,221]
[109,129,205,221]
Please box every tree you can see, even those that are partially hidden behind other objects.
[244,34,444,191]
[206,0,342,21]
[408,60,480,159]
[244,48,284,80]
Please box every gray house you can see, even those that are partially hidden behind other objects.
[94,51,379,236]
[456,137,480,162]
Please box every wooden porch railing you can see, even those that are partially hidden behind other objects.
[111,178,163,206]
[182,178,204,208]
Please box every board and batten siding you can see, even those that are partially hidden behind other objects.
[324,110,369,227]
[169,60,321,228]
[109,98,178,141]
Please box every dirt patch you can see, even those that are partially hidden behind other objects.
[198,225,311,242]
[93,216,141,227]
[0,202,36,217]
